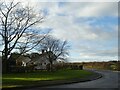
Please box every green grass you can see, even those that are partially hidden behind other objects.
[2,70,94,88]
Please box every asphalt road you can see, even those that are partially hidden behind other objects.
[22,70,119,89]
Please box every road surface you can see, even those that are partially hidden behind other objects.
[22,70,119,89]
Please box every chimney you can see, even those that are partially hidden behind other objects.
[42,49,44,54]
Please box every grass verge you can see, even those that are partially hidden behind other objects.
[2,70,98,89]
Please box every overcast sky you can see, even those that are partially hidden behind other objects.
[1,0,118,62]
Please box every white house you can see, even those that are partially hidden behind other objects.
[30,52,49,70]
[9,53,31,67]
[16,55,31,66]
[30,50,57,70]
[10,50,58,70]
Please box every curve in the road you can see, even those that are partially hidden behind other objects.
[12,70,119,90]
[40,70,119,88]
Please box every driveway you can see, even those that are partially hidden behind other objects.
[21,70,119,89]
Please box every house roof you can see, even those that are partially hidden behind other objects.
[9,53,31,63]
[16,55,31,63]
[30,51,56,62]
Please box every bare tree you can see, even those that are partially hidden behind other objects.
[37,35,70,71]
[0,1,45,73]
[15,30,49,55]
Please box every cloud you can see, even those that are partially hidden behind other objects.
[36,2,118,61]
[36,2,117,41]
[68,47,118,62]
[46,17,117,42]
[55,2,118,17]
[81,48,118,57]
[0,1,118,61]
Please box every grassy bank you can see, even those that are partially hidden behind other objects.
[2,70,95,88]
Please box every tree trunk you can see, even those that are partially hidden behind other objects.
[2,59,8,73]
[2,54,9,73]
[2,36,9,73]
[49,61,53,72]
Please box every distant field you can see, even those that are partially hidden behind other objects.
[83,61,120,71]
[2,70,94,88]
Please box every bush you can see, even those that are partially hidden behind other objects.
[70,65,83,70]
[53,63,83,70]
[9,65,35,73]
